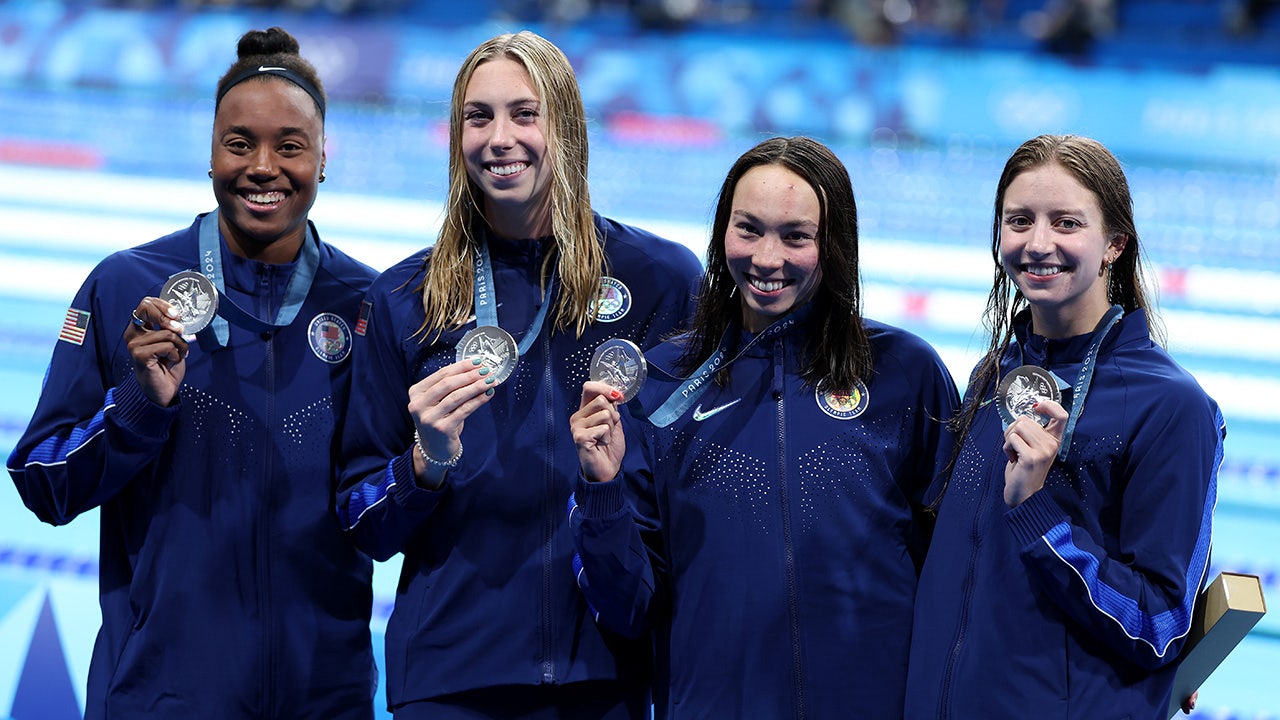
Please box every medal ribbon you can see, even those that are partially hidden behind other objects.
[1053,304,1124,461]
[197,210,320,347]
[645,313,799,428]
[473,232,554,356]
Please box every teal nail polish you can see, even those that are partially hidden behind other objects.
[471,357,482,366]
[478,367,490,376]
[485,377,495,384]
[485,388,494,396]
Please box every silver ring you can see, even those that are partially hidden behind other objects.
[131,311,146,329]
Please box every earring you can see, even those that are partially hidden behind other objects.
[319,171,326,183]
[208,169,213,178]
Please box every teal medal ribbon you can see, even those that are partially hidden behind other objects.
[196,210,319,348]
[472,232,553,356]
[1053,304,1124,461]
[645,312,800,428]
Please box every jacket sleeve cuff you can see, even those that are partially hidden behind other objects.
[573,472,627,518]
[111,374,179,439]
[389,448,447,510]
[1004,488,1069,548]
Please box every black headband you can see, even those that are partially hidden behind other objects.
[216,64,326,119]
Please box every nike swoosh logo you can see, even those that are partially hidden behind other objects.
[692,398,741,422]
[258,65,288,72]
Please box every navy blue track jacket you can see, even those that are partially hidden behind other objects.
[570,313,960,719]
[336,215,702,710]
[7,215,378,720]
[906,308,1224,720]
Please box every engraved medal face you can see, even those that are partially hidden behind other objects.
[456,325,518,383]
[589,338,647,402]
[997,364,1061,427]
[160,270,219,335]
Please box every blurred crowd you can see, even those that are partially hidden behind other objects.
[1224,0,1280,33]
[98,0,1280,53]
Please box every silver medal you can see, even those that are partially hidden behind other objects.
[996,364,1061,427]
[456,325,518,383]
[589,338,647,402]
[160,270,219,335]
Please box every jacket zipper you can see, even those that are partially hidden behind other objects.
[936,426,999,719]
[540,330,556,684]
[259,265,278,716]
[774,338,806,720]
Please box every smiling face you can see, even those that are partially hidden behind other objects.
[210,77,324,263]
[460,57,553,240]
[724,164,823,333]
[999,162,1126,338]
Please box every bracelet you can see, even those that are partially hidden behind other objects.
[414,429,463,467]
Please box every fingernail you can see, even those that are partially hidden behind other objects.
[609,389,622,401]
[1032,402,1040,408]
[170,321,184,332]
[485,377,495,385]
[478,367,490,376]
[166,306,178,318]
[485,388,494,396]
[471,357,482,366]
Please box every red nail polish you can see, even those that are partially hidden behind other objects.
[609,389,622,401]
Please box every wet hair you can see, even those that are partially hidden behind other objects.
[932,134,1164,511]
[678,136,872,395]
[415,30,604,340]
[215,27,326,122]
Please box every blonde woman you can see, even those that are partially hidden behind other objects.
[336,31,702,719]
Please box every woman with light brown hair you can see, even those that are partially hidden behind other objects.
[906,134,1223,720]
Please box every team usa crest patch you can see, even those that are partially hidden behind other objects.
[308,313,352,364]
[816,380,869,420]
[591,276,631,323]
[59,308,91,346]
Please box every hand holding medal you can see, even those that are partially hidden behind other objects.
[126,295,191,408]
[406,330,516,486]
[569,339,647,483]
[998,365,1069,508]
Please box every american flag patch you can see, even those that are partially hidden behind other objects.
[59,307,91,345]
[355,300,372,336]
